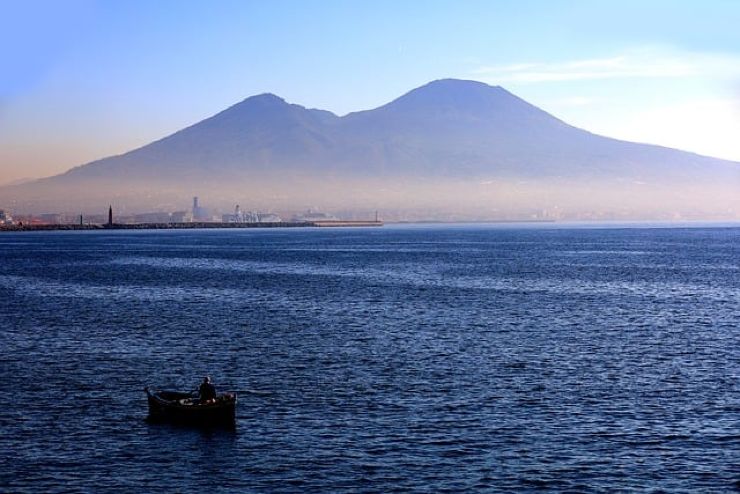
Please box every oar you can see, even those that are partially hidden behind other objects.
[229,388,274,397]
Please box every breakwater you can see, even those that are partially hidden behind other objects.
[0,220,383,232]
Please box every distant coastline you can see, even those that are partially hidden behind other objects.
[391,219,556,224]
[0,220,383,232]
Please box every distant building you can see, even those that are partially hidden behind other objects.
[222,205,281,223]
[192,196,209,221]
[170,211,191,223]
[292,209,338,222]
[257,213,282,223]
[222,204,243,223]
[0,210,12,225]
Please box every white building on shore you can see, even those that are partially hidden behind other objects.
[222,205,281,223]
[291,209,339,222]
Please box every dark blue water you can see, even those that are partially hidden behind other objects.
[1,225,738,492]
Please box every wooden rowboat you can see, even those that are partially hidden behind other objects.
[145,386,237,427]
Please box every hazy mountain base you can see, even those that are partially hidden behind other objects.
[3,174,738,221]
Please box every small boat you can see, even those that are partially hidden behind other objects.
[145,386,237,427]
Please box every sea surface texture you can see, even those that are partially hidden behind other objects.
[1,225,738,492]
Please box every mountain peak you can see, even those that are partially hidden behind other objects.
[207,92,299,125]
[378,78,523,114]
[352,78,554,130]
[231,92,288,109]
[401,78,506,99]
[418,78,503,92]
[245,92,285,103]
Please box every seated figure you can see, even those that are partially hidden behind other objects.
[199,376,217,404]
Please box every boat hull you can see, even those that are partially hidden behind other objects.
[145,388,237,427]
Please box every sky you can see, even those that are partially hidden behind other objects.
[2,0,740,184]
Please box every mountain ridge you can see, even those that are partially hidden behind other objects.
[4,79,739,217]
[53,78,740,181]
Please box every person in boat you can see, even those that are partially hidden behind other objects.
[199,376,217,404]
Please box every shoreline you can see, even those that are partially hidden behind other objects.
[0,220,384,232]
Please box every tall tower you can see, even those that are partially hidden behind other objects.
[108,205,113,226]
[192,196,200,221]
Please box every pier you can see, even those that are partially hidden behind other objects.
[0,220,383,232]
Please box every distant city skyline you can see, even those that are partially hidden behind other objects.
[2,0,740,184]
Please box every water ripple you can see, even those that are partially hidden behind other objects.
[0,226,738,492]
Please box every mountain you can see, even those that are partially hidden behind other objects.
[3,79,739,218]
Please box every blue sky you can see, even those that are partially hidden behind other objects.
[2,0,740,182]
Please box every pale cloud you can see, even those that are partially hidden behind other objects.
[596,97,740,162]
[472,47,740,162]
[545,96,597,108]
[472,48,740,83]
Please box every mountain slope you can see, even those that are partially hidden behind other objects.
[57,93,341,181]
[338,79,737,181]
[3,79,739,216]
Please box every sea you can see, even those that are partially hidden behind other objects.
[0,224,738,493]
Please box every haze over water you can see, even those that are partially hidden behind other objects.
[1,225,738,492]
